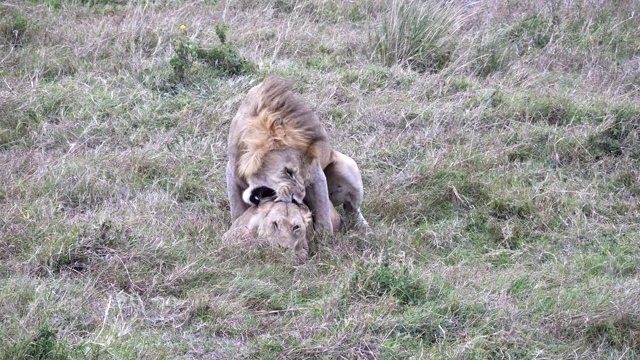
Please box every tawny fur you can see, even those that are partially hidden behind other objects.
[237,77,328,178]
[226,76,367,232]
[222,200,342,263]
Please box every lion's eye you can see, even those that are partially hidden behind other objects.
[273,222,279,231]
[285,168,294,178]
[292,225,300,232]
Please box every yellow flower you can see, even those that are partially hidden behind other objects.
[180,24,186,31]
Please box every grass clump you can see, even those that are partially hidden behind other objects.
[370,0,465,73]
[349,260,426,306]
[508,13,556,55]
[588,104,640,159]
[583,315,640,354]
[0,8,31,47]
[33,0,126,10]
[1,326,71,360]
[466,209,532,254]
[372,167,489,224]
[561,3,640,61]
[170,24,255,82]
[0,101,40,150]
[490,92,587,126]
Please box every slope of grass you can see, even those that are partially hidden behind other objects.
[1,0,639,358]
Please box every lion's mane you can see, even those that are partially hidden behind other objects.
[237,77,328,178]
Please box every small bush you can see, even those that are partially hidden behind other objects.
[170,24,255,82]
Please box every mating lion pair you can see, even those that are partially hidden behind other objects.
[223,76,367,262]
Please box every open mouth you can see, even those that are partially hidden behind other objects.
[245,186,276,205]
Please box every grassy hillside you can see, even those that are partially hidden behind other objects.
[1,0,639,358]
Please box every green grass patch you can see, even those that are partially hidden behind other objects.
[1,325,71,360]
[588,103,640,159]
[170,24,255,83]
[371,166,489,224]
[348,260,426,306]
[0,7,32,47]
[508,13,556,54]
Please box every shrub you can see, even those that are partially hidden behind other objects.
[170,24,255,82]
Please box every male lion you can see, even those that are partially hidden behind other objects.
[226,76,367,232]
[222,200,341,263]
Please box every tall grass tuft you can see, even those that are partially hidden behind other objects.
[370,0,466,73]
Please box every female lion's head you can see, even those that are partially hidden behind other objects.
[256,201,313,263]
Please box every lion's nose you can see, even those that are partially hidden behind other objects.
[275,194,293,203]
[275,185,304,204]
[292,194,304,205]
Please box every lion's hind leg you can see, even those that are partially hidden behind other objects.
[324,151,368,228]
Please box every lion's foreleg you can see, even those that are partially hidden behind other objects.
[304,162,334,233]
[226,159,250,222]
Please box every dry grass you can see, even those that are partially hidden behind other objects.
[1,0,640,358]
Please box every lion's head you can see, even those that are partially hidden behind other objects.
[241,148,313,205]
[256,201,313,261]
[223,200,314,262]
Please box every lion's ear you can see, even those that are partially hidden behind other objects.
[304,140,323,162]
[304,144,317,163]
[299,205,313,229]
